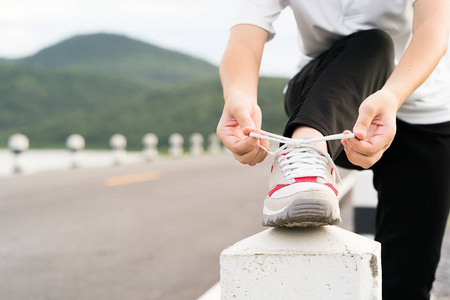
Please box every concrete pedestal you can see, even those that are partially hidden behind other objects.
[220,226,381,300]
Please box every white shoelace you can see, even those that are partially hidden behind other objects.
[249,130,355,185]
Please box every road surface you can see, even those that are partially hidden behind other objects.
[0,155,271,300]
[0,155,448,299]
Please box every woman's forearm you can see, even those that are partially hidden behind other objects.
[220,25,268,103]
[382,1,450,108]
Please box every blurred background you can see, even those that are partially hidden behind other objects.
[0,1,448,300]
[0,1,296,300]
[0,0,299,151]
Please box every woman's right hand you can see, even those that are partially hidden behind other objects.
[216,93,269,166]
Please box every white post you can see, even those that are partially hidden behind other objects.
[169,133,184,159]
[8,134,29,174]
[208,133,222,155]
[110,134,127,165]
[221,227,381,300]
[190,133,204,157]
[66,134,85,168]
[352,170,378,235]
[142,133,158,161]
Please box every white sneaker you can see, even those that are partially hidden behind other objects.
[249,130,354,227]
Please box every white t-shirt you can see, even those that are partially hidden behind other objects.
[232,0,450,124]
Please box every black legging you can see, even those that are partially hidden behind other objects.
[283,29,450,300]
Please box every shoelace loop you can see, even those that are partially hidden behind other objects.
[249,130,355,185]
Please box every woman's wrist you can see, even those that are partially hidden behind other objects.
[224,90,257,106]
[379,86,406,111]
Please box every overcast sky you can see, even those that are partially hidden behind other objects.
[0,0,299,77]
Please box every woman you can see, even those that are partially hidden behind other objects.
[217,0,450,299]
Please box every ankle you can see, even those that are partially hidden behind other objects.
[291,126,328,153]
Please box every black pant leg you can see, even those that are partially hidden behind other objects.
[372,119,450,300]
[284,29,394,158]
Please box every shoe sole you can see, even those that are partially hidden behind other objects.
[262,198,342,227]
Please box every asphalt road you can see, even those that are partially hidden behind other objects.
[0,155,448,300]
[0,155,273,300]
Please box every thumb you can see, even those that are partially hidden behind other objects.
[353,105,376,140]
[234,107,256,136]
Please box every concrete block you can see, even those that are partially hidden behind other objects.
[190,133,204,157]
[208,133,222,155]
[143,133,159,161]
[169,133,184,159]
[66,134,85,168]
[8,134,30,174]
[220,226,381,300]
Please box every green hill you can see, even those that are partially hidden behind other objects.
[0,64,288,150]
[0,33,289,150]
[15,33,218,85]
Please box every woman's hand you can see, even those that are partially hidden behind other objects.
[342,89,398,169]
[216,93,269,166]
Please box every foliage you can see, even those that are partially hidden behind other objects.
[0,34,289,150]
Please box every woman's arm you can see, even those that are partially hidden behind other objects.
[343,0,450,168]
[383,0,449,104]
[217,24,270,165]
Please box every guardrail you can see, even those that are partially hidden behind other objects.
[3,132,223,174]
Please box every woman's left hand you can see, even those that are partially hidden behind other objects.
[342,89,398,169]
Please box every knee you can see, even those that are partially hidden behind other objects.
[362,29,392,42]
[360,29,394,52]
[354,29,395,69]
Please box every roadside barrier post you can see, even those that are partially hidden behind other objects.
[110,134,127,165]
[143,133,158,161]
[208,133,221,155]
[169,133,184,159]
[190,133,204,157]
[66,134,85,168]
[8,134,29,174]
[220,227,381,299]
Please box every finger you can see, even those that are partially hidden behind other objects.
[343,130,353,135]
[344,141,384,169]
[232,106,256,136]
[233,145,260,165]
[248,148,268,166]
[341,138,347,149]
[346,139,372,156]
[260,138,270,151]
[346,136,388,157]
[341,130,353,148]
[227,138,258,157]
[217,118,259,155]
[344,146,371,169]
[248,140,270,166]
[353,105,377,140]
[234,126,270,158]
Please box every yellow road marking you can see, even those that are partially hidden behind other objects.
[105,171,161,187]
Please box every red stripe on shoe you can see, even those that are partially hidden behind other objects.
[268,177,318,197]
[325,183,338,196]
[268,184,289,197]
[294,176,317,183]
